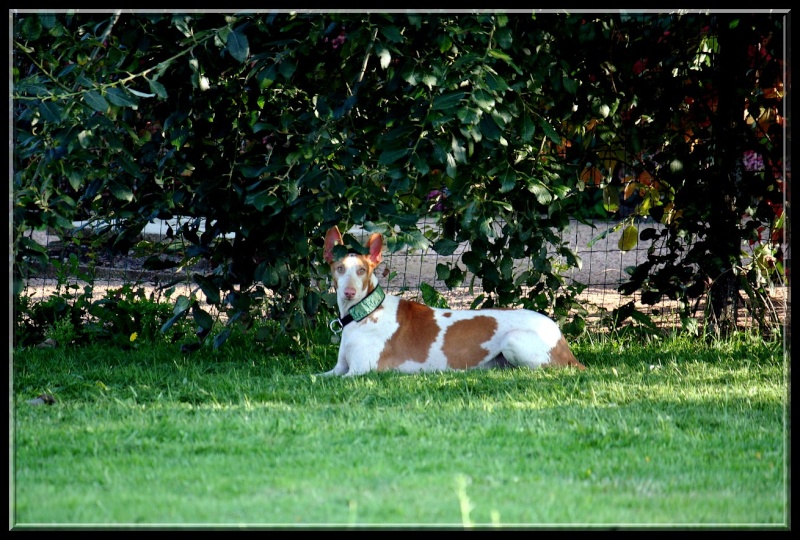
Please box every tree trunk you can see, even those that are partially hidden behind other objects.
[705,16,752,336]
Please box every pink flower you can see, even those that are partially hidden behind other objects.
[742,150,764,171]
[425,187,449,213]
[331,30,347,49]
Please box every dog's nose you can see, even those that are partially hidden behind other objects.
[344,287,356,300]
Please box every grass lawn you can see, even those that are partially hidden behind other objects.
[11,329,789,529]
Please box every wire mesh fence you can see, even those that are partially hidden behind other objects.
[20,216,787,333]
[372,218,787,330]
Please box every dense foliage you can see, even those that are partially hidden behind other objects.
[12,11,787,349]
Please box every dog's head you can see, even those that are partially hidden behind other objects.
[324,226,383,314]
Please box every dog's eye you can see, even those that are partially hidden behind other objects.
[357,268,366,275]
[336,266,345,273]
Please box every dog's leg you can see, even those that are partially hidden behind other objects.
[318,349,350,376]
[320,363,349,376]
[321,363,374,377]
[320,366,346,376]
[498,329,556,369]
[500,330,584,370]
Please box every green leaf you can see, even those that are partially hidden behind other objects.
[161,311,186,333]
[19,16,42,40]
[527,181,552,204]
[493,200,513,212]
[471,89,495,111]
[169,129,189,150]
[380,25,404,43]
[213,328,232,349]
[603,185,620,213]
[435,263,451,281]
[38,13,56,29]
[260,265,280,287]
[411,154,430,176]
[451,52,482,72]
[456,107,482,126]
[437,34,452,53]
[559,246,582,270]
[432,238,460,256]
[239,165,268,178]
[479,115,501,141]
[66,168,83,191]
[303,290,321,316]
[378,147,410,165]
[107,180,134,202]
[15,81,48,97]
[537,117,561,145]
[421,74,438,88]
[562,76,579,95]
[380,126,416,144]
[478,217,493,238]
[445,152,457,178]
[630,309,657,329]
[431,91,466,111]
[117,154,143,179]
[499,168,516,193]
[255,63,277,87]
[402,65,420,86]
[610,301,636,325]
[147,78,168,99]
[174,295,192,315]
[451,136,466,164]
[587,224,618,248]
[618,224,639,252]
[77,129,94,148]
[105,87,138,108]
[487,48,521,74]
[38,101,62,124]
[278,60,296,79]
[245,191,280,214]
[484,71,509,93]
[461,250,481,274]
[83,91,109,113]
[397,228,430,250]
[421,282,449,308]
[192,304,214,330]
[194,274,221,305]
[76,75,94,88]
[520,114,536,142]
[127,87,156,98]
[226,29,250,63]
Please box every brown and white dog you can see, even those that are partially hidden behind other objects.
[321,226,585,376]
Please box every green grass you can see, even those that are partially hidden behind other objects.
[11,328,788,529]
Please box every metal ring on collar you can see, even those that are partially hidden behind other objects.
[329,318,344,334]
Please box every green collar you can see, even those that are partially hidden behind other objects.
[330,285,386,333]
[348,284,386,322]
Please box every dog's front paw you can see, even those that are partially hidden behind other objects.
[317,366,348,376]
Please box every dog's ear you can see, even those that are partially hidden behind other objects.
[324,227,343,263]
[366,233,383,266]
